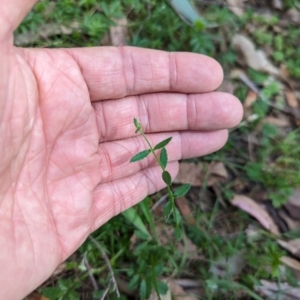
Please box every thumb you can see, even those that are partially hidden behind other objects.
[0,0,39,42]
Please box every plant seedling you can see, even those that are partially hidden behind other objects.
[130,118,191,239]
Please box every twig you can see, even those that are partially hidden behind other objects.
[89,236,120,298]
[150,193,169,211]
[100,278,112,300]
[83,252,99,291]
[174,278,202,288]
[236,71,291,114]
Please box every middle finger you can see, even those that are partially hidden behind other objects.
[93,91,242,142]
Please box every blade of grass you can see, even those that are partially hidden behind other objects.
[138,197,159,241]
[122,207,151,239]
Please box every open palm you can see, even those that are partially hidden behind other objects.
[0,2,243,299]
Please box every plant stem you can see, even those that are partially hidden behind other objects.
[137,127,178,225]
[140,130,164,170]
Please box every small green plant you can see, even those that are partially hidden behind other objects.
[130,118,191,239]
[42,278,82,300]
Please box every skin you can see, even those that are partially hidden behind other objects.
[0,1,243,299]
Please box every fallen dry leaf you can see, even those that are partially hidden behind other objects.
[285,90,299,108]
[148,280,171,300]
[27,293,49,300]
[231,195,280,235]
[174,279,202,288]
[53,262,66,276]
[109,17,127,46]
[174,162,228,187]
[244,90,258,109]
[116,277,136,297]
[14,22,80,46]
[149,279,199,300]
[286,8,300,25]
[44,1,56,18]
[230,69,258,89]
[209,251,245,278]
[278,209,300,231]
[280,64,291,78]
[173,279,205,298]
[243,90,259,120]
[277,239,300,259]
[285,188,300,220]
[217,79,235,94]
[174,162,204,186]
[261,116,290,127]
[169,280,198,300]
[210,162,228,178]
[232,34,280,76]
[175,197,196,226]
[272,0,283,10]
[280,256,300,271]
[230,68,266,102]
[255,280,300,299]
[226,0,244,17]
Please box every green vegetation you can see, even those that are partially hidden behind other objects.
[20,1,300,299]
[130,118,191,240]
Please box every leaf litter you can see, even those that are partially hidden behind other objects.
[174,161,228,187]
[232,34,280,76]
[231,195,280,235]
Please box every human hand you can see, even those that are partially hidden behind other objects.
[0,1,243,299]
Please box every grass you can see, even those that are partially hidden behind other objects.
[19,1,300,299]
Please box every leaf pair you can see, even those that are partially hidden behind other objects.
[130,137,172,163]
[162,185,191,221]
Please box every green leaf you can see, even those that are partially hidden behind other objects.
[174,227,182,240]
[57,279,69,291]
[128,274,140,290]
[130,149,151,162]
[173,207,181,226]
[245,162,264,183]
[69,289,80,300]
[269,188,292,208]
[160,148,168,169]
[134,241,149,254]
[162,170,172,185]
[169,0,207,28]
[163,201,172,221]
[138,197,156,237]
[157,280,169,295]
[135,230,150,240]
[65,261,78,270]
[206,279,264,300]
[122,207,151,238]
[42,287,63,300]
[154,264,164,276]
[154,137,172,150]
[173,184,191,198]
[133,117,140,129]
[93,290,104,299]
[140,279,147,299]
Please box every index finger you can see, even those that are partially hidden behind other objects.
[67,46,224,101]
